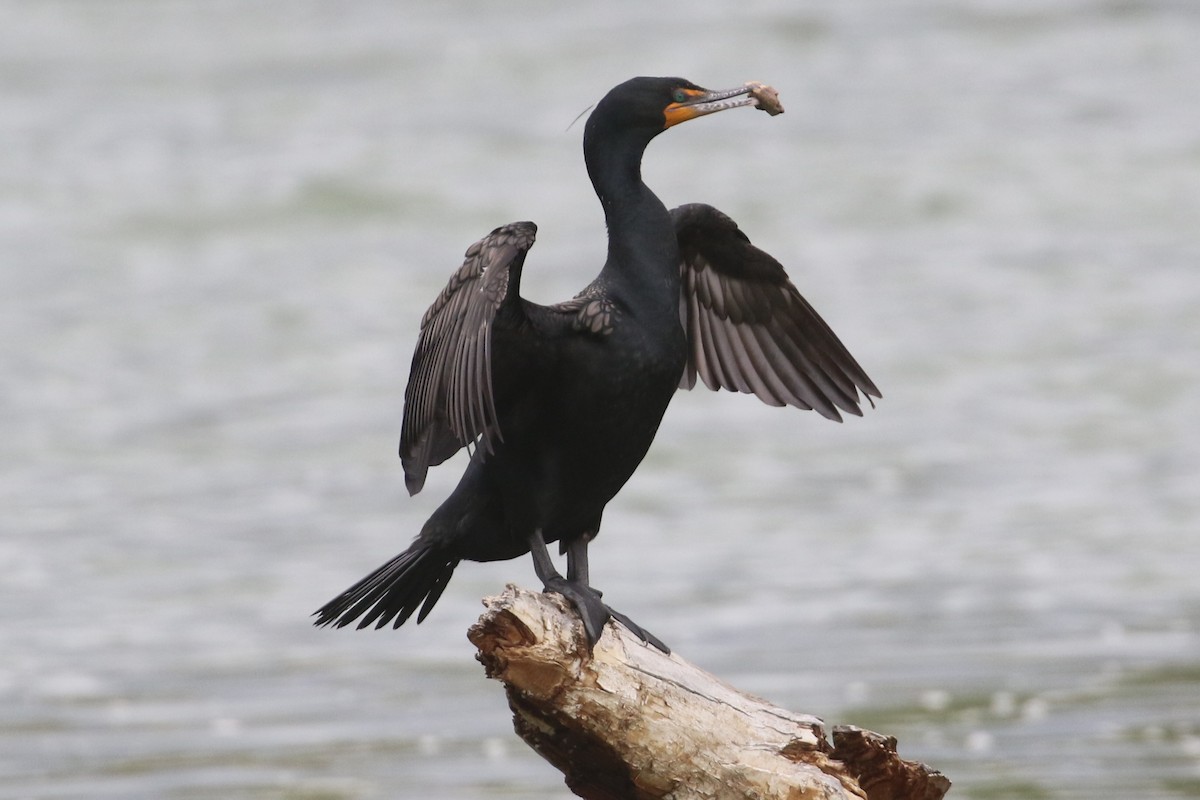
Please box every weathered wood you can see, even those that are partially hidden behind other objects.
[468,585,950,800]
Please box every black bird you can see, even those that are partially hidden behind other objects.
[313,77,880,651]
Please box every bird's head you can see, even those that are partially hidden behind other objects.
[589,76,778,138]
[583,77,783,200]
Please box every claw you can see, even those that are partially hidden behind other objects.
[606,605,670,654]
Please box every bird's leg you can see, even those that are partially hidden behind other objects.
[528,530,610,647]
[565,533,592,586]
[564,534,670,655]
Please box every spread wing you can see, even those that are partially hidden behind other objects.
[672,203,880,421]
[400,221,537,495]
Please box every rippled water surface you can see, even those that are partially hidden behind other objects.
[3,2,1199,798]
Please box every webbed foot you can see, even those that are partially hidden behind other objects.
[542,577,669,654]
[542,576,610,647]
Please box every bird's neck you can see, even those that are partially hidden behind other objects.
[585,130,680,306]
[600,187,676,288]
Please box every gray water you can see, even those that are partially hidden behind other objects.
[3,1,1199,798]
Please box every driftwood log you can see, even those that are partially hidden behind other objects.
[468,585,950,800]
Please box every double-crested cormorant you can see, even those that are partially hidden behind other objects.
[314,77,879,651]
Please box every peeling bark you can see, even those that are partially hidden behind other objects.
[468,585,951,800]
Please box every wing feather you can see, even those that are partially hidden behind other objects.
[700,293,746,392]
[733,322,785,406]
[673,203,880,421]
[399,221,537,495]
[680,267,701,389]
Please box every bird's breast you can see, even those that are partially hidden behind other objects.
[480,304,686,540]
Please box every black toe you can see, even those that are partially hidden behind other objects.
[543,577,611,647]
[606,605,670,654]
[543,578,669,654]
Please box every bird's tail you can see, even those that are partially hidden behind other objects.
[313,538,460,630]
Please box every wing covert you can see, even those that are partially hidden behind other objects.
[672,203,880,421]
[400,221,537,495]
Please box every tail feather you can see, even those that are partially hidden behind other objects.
[313,542,460,630]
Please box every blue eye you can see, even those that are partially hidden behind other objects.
[672,89,689,103]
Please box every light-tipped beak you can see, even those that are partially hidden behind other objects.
[663,84,766,128]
